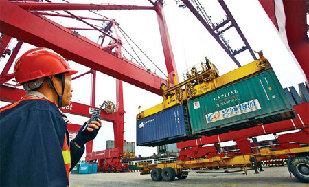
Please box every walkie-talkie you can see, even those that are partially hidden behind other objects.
[88,101,106,124]
[80,101,106,132]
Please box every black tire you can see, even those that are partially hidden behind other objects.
[162,167,176,181]
[151,168,162,181]
[287,157,293,173]
[176,171,188,179]
[288,156,309,183]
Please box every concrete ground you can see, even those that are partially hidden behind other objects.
[70,166,307,187]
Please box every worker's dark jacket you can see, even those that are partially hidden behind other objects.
[0,99,84,186]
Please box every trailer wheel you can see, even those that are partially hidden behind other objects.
[288,156,309,183]
[176,171,188,179]
[162,167,176,181]
[151,168,162,181]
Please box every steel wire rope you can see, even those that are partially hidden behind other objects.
[121,45,147,68]
[117,28,147,69]
[117,25,168,78]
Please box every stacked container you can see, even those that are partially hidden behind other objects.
[157,143,180,156]
[123,142,135,153]
[106,140,135,155]
[106,140,115,149]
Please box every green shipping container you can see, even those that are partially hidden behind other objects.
[70,163,80,174]
[188,69,294,135]
[128,164,142,170]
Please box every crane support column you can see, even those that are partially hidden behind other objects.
[114,79,125,155]
[155,2,179,84]
[86,69,97,154]
[283,0,308,81]
[259,0,308,81]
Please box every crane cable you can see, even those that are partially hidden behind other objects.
[118,28,147,68]
[117,25,168,78]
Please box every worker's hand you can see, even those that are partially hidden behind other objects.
[72,119,102,147]
[86,119,102,132]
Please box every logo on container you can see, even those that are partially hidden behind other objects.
[206,111,221,122]
[138,122,145,128]
[194,101,200,109]
[205,99,261,123]
[213,89,240,107]
[138,119,154,128]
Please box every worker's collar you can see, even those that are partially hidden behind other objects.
[25,91,48,100]
[25,91,69,123]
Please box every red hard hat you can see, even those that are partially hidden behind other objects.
[14,48,78,84]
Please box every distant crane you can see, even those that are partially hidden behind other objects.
[180,0,257,67]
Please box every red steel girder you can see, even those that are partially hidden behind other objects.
[258,0,308,81]
[0,41,23,83]
[0,34,12,56]
[15,2,155,11]
[114,79,125,155]
[34,12,112,22]
[0,1,166,95]
[155,3,178,84]
[0,85,118,122]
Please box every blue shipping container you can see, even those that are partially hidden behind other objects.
[91,163,98,173]
[78,163,91,174]
[136,105,191,146]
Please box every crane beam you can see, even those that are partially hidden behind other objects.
[155,2,178,84]
[0,85,118,122]
[15,2,155,11]
[0,1,166,95]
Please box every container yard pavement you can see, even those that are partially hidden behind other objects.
[70,166,306,187]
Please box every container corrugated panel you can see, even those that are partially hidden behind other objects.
[123,142,135,153]
[106,141,135,153]
[284,88,296,106]
[188,69,294,135]
[289,86,302,104]
[106,140,115,149]
[136,104,192,146]
[166,143,180,153]
[91,163,98,173]
[158,143,180,155]
[298,82,309,102]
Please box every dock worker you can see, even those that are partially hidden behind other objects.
[0,48,102,186]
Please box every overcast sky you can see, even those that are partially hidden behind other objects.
[0,0,307,158]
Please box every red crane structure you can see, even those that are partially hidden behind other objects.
[0,0,178,172]
[0,0,307,172]
[258,0,308,81]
